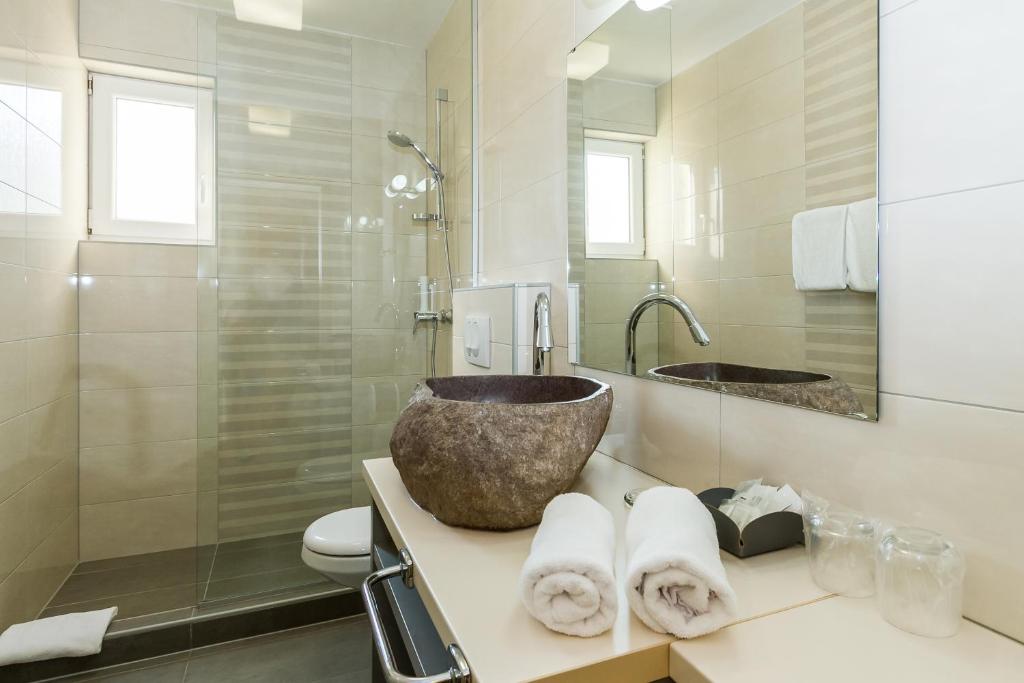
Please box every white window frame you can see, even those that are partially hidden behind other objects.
[584,136,644,258]
[89,73,215,244]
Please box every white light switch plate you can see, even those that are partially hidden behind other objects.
[464,314,491,368]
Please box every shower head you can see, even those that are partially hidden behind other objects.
[387,130,444,181]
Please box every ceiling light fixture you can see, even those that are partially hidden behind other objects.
[233,0,303,31]
[567,40,610,81]
[634,0,670,10]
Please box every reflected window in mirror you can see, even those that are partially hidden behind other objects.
[584,137,644,258]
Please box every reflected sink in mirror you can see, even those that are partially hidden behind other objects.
[649,363,866,418]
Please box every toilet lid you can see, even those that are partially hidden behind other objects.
[303,506,371,556]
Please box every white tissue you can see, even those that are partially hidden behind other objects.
[717,480,804,530]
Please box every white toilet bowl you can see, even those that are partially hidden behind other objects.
[301,505,372,589]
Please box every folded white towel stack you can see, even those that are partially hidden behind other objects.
[519,493,618,637]
[0,607,118,666]
[844,198,878,292]
[792,204,848,291]
[626,487,737,639]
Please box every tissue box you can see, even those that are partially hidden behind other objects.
[697,487,804,558]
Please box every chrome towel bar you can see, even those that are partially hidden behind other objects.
[361,548,472,683]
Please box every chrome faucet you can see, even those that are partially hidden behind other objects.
[533,292,553,375]
[625,292,710,375]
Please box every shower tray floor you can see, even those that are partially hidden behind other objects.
[41,532,330,623]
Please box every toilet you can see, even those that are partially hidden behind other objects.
[301,506,373,588]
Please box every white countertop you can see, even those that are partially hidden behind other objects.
[363,453,830,683]
[670,594,1024,682]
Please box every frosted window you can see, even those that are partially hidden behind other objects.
[585,152,631,243]
[114,98,196,225]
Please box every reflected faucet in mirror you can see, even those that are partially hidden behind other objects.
[533,292,554,375]
[625,293,710,375]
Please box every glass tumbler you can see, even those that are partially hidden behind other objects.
[876,527,965,638]
[806,511,876,597]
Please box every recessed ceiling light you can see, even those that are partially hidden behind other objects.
[635,0,670,10]
[233,0,303,31]
[567,41,610,81]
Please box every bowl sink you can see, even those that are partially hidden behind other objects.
[649,362,864,416]
[389,375,613,530]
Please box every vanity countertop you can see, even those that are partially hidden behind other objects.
[669,593,1024,682]
[363,453,830,683]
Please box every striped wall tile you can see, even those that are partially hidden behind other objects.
[217,279,352,332]
[218,378,353,436]
[217,476,351,541]
[218,331,352,384]
[218,175,351,232]
[218,428,352,489]
[218,119,352,182]
[218,224,352,281]
[216,17,352,83]
[217,66,352,134]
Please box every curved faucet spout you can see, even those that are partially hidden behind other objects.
[625,292,710,375]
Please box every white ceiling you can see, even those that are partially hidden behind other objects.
[187,0,457,48]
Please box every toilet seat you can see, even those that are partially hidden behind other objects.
[303,506,371,557]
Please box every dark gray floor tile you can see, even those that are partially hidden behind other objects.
[184,618,371,683]
[76,548,198,575]
[41,584,199,621]
[203,566,324,602]
[214,532,303,554]
[207,540,306,582]
[65,658,188,682]
[51,553,197,606]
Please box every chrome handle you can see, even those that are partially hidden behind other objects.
[361,548,472,683]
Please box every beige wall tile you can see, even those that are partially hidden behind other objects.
[720,393,1024,641]
[671,56,718,115]
[26,267,77,338]
[498,85,567,200]
[0,264,29,343]
[79,331,196,391]
[80,440,198,505]
[674,279,720,326]
[351,233,426,283]
[80,494,197,561]
[500,0,571,129]
[0,414,30,503]
[80,276,198,333]
[673,322,722,363]
[451,338,514,375]
[718,58,804,140]
[674,191,721,240]
[26,334,76,409]
[79,242,198,277]
[351,36,425,94]
[719,324,808,370]
[717,6,804,93]
[672,142,719,199]
[719,113,805,187]
[720,275,805,327]
[721,168,805,232]
[0,513,76,630]
[672,101,717,148]
[0,340,27,423]
[80,386,198,448]
[720,223,793,279]
[580,367,721,492]
[673,235,720,282]
[352,376,420,427]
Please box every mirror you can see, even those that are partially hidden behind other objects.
[567,0,878,420]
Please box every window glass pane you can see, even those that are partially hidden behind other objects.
[585,152,630,243]
[115,97,195,224]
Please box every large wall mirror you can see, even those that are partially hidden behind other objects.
[567,0,879,420]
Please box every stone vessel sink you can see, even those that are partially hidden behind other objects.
[649,362,864,416]
[389,375,613,530]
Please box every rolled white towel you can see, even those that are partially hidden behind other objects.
[626,487,737,638]
[519,493,617,637]
[0,607,118,665]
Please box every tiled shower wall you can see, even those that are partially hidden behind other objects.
[212,17,428,537]
[426,0,474,378]
[0,0,86,630]
[77,243,214,561]
[667,1,878,414]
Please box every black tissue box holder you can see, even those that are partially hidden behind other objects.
[697,488,804,558]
